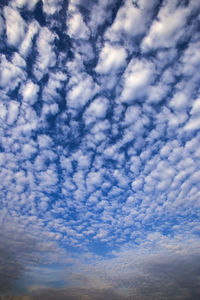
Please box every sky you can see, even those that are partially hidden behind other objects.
[0,0,200,299]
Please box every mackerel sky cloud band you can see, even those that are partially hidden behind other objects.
[0,0,200,299]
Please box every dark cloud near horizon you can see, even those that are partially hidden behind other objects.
[1,251,200,299]
[0,226,38,294]
[0,222,67,296]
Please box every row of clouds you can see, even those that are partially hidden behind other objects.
[0,0,200,296]
[1,0,200,244]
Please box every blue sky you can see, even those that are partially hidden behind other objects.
[0,0,200,299]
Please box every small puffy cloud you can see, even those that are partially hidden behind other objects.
[180,41,200,76]
[141,2,189,51]
[67,12,90,40]
[96,43,127,74]
[106,0,148,41]
[67,73,99,109]
[94,228,108,239]
[72,149,91,169]
[86,170,103,192]
[132,178,143,190]
[37,134,52,149]
[147,82,169,104]
[160,143,172,159]
[169,91,188,111]
[37,166,58,188]
[180,96,200,132]
[184,116,200,132]
[120,59,154,103]
[43,72,67,103]
[190,97,200,116]
[11,0,39,10]
[22,143,37,159]
[42,103,59,116]
[0,55,26,91]
[123,105,141,126]
[84,97,109,125]
[88,0,114,34]
[0,102,7,122]
[7,101,20,125]
[42,0,63,15]
[21,81,39,105]
[20,21,40,57]
[34,27,57,79]
[12,52,26,68]
[4,6,26,48]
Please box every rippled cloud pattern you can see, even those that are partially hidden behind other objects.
[1,0,200,299]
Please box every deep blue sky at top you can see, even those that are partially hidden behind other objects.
[0,0,200,296]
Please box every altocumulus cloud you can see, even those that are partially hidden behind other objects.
[1,0,200,299]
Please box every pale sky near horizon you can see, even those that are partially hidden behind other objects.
[0,0,200,299]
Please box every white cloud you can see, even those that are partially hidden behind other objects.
[94,228,108,239]
[42,0,63,15]
[160,143,172,158]
[67,73,99,109]
[34,27,57,79]
[190,97,200,116]
[129,155,141,175]
[37,134,53,149]
[141,1,189,51]
[67,12,90,40]
[86,170,103,192]
[0,102,7,122]
[22,143,37,159]
[14,103,38,136]
[169,91,188,111]
[12,52,26,68]
[37,166,58,188]
[42,103,59,116]
[147,83,169,104]
[88,0,114,34]
[0,55,26,91]
[20,21,40,57]
[138,0,158,10]
[11,0,39,10]
[96,43,127,74]
[123,105,141,126]
[72,150,91,170]
[132,178,143,190]
[43,72,67,103]
[84,97,109,125]
[180,41,200,76]
[7,101,20,125]
[21,81,39,105]
[4,6,26,48]
[105,0,148,42]
[184,117,200,132]
[60,155,73,172]
[120,59,154,103]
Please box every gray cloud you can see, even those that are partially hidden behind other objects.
[3,253,200,299]
[0,228,34,294]
[0,221,68,296]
